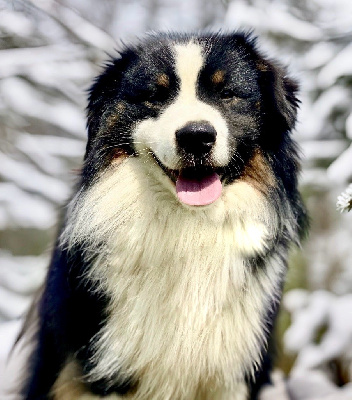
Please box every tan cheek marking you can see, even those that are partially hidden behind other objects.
[156,73,169,87]
[111,149,129,164]
[211,70,225,84]
[240,148,276,192]
[98,102,130,166]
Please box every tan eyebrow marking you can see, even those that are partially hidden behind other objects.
[157,73,170,87]
[211,70,225,84]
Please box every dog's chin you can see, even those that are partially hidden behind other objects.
[151,153,224,207]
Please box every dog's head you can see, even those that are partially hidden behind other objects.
[85,32,299,207]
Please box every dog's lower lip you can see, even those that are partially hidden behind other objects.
[149,152,176,182]
[151,154,178,182]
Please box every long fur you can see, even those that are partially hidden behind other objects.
[19,31,307,400]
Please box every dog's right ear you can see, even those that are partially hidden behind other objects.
[234,32,299,141]
[257,58,300,140]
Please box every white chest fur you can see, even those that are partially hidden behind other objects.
[63,158,284,400]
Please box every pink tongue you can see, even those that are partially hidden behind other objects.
[176,172,222,206]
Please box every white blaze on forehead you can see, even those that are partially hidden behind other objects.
[174,42,204,100]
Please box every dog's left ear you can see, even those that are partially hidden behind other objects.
[257,58,299,135]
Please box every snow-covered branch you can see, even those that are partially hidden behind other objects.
[337,184,352,212]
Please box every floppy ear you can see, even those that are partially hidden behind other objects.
[231,32,299,133]
[258,59,299,138]
[84,50,138,165]
[87,57,127,141]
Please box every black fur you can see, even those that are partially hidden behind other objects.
[21,32,307,399]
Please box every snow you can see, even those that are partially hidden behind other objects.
[0,152,70,204]
[283,290,352,399]
[0,320,21,362]
[318,44,352,88]
[301,140,346,162]
[0,252,48,298]
[300,86,351,139]
[287,371,352,400]
[300,168,331,189]
[0,319,22,383]
[29,0,117,51]
[336,183,352,212]
[0,10,34,37]
[302,42,336,70]
[0,182,57,229]
[327,144,352,183]
[346,113,352,140]
[0,319,33,399]
[0,44,88,79]
[17,133,85,160]
[225,1,322,41]
[259,370,352,400]
[0,252,47,320]
[284,290,331,354]
[1,77,85,138]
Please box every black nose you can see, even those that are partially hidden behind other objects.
[176,121,217,155]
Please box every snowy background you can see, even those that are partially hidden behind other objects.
[0,0,352,398]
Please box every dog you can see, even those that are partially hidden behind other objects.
[20,31,307,400]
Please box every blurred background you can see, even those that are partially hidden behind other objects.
[0,0,352,398]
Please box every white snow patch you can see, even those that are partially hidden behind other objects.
[0,251,47,320]
[288,370,352,400]
[0,183,57,229]
[346,112,352,140]
[224,1,322,41]
[0,319,22,385]
[0,78,85,137]
[284,290,352,379]
[318,43,352,88]
[300,86,350,139]
[17,134,85,158]
[302,42,336,70]
[0,252,47,297]
[301,140,347,161]
[0,153,70,204]
[327,144,352,184]
[0,10,34,37]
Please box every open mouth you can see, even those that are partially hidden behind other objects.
[151,153,223,206]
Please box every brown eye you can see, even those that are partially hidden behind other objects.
[147,86,169,103]
[141,85,170,107]
[220,88,237,100]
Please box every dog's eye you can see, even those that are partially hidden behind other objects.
[128,86,168,105]
[220,88,237,100]
[144,86,169,104]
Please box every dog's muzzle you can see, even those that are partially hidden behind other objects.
[173,121,222,207]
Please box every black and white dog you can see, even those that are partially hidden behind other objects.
[21,32,307,400]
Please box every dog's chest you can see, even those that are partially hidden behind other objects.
[67,160,280,397]
[89,208,274,397]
